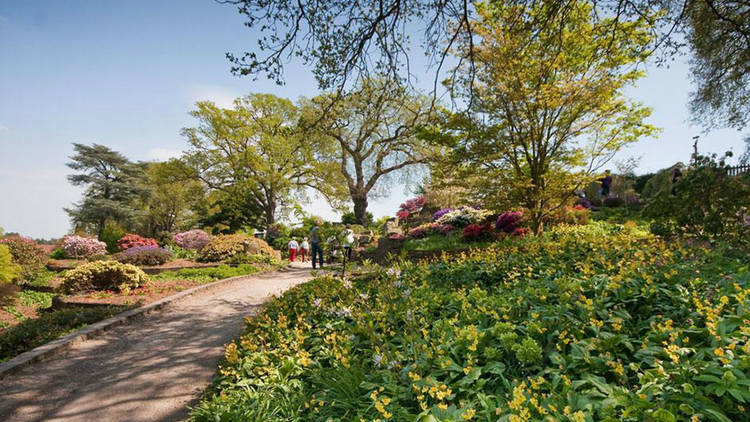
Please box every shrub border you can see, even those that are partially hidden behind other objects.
[0,264,291,378]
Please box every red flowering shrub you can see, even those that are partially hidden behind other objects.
[396,196,427,222]
[461,223,493,241]
[117,234,159,251]
[495,211,524,233]
[512,227,531,237]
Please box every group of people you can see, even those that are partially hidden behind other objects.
[286,223,356,269]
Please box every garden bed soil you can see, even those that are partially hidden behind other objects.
[63,279,211,307]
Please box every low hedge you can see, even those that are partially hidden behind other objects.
[60,261,149,293]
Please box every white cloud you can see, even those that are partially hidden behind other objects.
[186,85,241,109]
[0,124,9,133]
[147,147,182,161]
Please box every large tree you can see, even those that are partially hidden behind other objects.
[687,0,750,129]
[182,93,340,229]
[137,159,205,239]
[65,143,147,236]
[438,0,657,234]
[301,79,434,225]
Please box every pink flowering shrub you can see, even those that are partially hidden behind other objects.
[118,234,158,251]
[62,235,107,258]
[172,229,211,250]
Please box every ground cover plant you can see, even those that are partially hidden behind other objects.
[192,223,750,422]
[0,305,131,362]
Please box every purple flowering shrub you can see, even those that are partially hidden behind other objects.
[62,235,107,259]
[432,208,453,222]
[495,211,524,233]
[406,223,456,239]
[172,229,211,250]
[115,246,172,266]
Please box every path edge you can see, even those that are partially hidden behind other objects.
[0,265,292,379]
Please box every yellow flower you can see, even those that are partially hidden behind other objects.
[438,403,448,410]
[461,408,476,420]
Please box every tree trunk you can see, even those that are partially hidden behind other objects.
[352,194,369,226]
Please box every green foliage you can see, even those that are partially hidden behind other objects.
[182,93,343,228]
[99,220,126,253]
[152,264,262,283]
[0,244,20,284]
[49,248,67,260]
[0,237,47,285]
[192,223,749,421]
[65,143,147,235]
[198,234,276,262]
[342,211,373,227]
[0,306,130,362]
[435,0,657,233]
[139,160,205,240]
[644,152,750,242]
[17,290,56,308]
[60,261,149,293]
[687,0,750,129]
[165,244,198,260]
[301,78,434,225]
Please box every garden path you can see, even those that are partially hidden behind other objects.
[0,265,314,422]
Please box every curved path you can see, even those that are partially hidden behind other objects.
[0,265,313,422]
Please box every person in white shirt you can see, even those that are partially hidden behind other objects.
[287,237,299,262]
[299,237,310,262]
[342,226,355,260]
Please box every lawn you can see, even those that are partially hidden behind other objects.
[191,223,750,422]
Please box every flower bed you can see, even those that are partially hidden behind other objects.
[192,223,750,422]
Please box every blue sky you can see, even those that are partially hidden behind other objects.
[0,1,746,239]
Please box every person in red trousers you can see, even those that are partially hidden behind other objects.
[287,237,299,262]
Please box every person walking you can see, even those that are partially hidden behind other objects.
[598,170,612,198]
[310,222,324,269]
[287,237,299,262]
[342,225,355,261]
[299,237,310,262]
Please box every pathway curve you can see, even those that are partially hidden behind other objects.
[0,265,314,422]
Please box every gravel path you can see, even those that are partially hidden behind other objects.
[0,265,314,422]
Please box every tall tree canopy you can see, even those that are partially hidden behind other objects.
[223,0,749,130]
[65,143,147,236]
[302,79,434,225]
[435,0,657,233]
[182,93,341,229]
[137,159,205,239]
[687,0,750,129]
